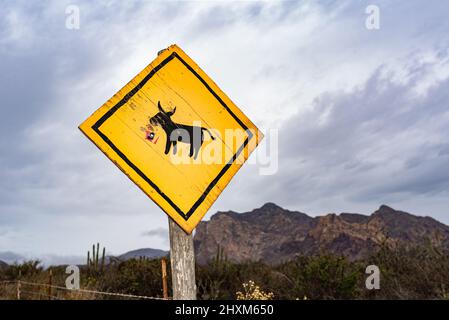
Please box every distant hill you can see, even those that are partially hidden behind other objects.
[118,248,168,261]
[0,260,8,269]
[0,251,26,264]
[194,203,449,264]
[0,249,168,267]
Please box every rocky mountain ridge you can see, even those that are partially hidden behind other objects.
[194,203,449,264]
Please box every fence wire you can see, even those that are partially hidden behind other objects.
[0,280,169,300]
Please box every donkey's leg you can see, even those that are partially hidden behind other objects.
[193,145,200,160]
[164,139,171,154]
[172,141,177,155]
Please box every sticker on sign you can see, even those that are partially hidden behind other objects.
[79,45,263,234]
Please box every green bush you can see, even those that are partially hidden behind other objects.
[360,243,449,299]
[4,260,43,279]
[275,255,361,299]
[98,258,169,298]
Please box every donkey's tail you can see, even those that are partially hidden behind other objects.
[202,128,215,140]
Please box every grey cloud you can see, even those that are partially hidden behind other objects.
[141,227,169,246]
[37,254,85,267]
[438,144,449,156]
[0,251,84,266]
[141,227,168,239]
[266,57,449,209]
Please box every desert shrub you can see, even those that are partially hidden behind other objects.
[196,257,244,299]
[360,243,449,299]
[4,260,43,280]
[196,249,275,300]
[98,258,169,298]
[236,280,274,300]
[277,254,362,300]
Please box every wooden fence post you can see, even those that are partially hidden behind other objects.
[16,280,21,300]
[48,269,53,299]
[161,257,169,299]
[168,217,197,300]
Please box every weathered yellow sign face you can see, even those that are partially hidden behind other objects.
[79,45,263,234]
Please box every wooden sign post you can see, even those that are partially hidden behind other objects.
[168,218,196,300]
[79,45,263,300]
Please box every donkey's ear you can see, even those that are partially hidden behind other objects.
[158,101,164,113]
[166,107,176,117]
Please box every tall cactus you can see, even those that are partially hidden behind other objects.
[87,243,106,273]
[213,244,227,265]
[100,244,106,271]
[95,243,99,269]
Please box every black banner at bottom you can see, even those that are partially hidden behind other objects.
[0,300,447,319]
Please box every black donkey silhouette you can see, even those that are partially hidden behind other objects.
[149,101,215,159]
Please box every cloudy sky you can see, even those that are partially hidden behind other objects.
[1,0,448,264]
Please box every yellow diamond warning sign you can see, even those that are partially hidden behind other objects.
[79,45,263,233]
